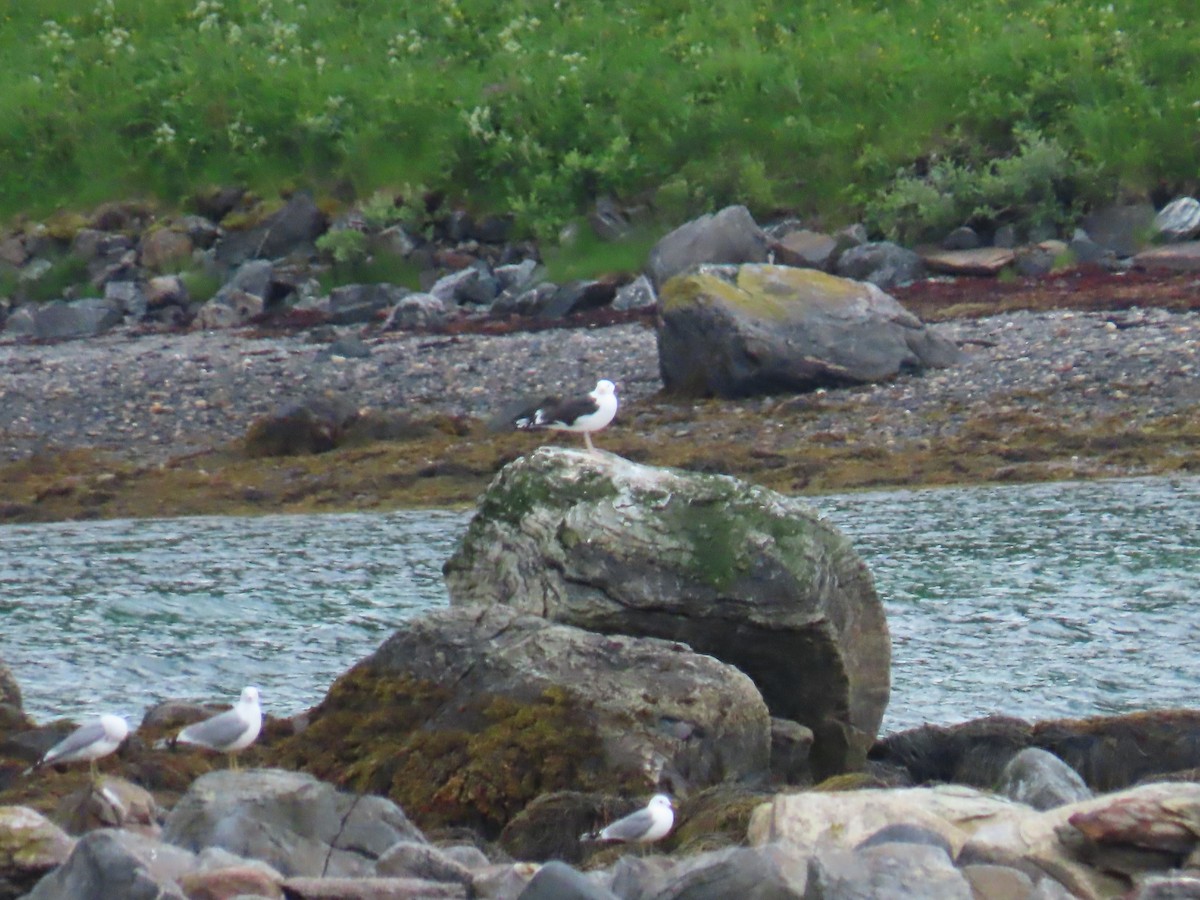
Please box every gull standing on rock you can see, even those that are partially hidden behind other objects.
[27,714,130,781]
[512,379,619,452]
[584,793,675,845]
[174,686,262,770]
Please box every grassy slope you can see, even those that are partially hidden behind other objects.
[1,0,1197,237]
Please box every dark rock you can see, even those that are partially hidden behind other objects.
[444,448,886,780]
[190,186,246,223]
[804,843,971,899]
[25,828,194,900]
[162,769,424,878]
[941,226,982,251]
[104,281,147,319]
[771,228,838,271]
[243,397,358,457]
[835,241,925,289]
[269,605,769,835]
[995,748,1092,811]
[6,298,125,340]
[870,716,1033,787]
[770,719,814,786]
[656,264,960,398]
[1133,241,1200,272]
[1081,202,1155,257]
[643,844,809,899]
[612,274,656,311]
[491,282,558,317]
[474,214,514,245]
[646,206,770,289]
[535,279,619,319]
[493,259,540,294]
[856,822,955,856]
[518,860,618,900]
[1068,230,1115,266]
[993,224,1018,248]
[213,193,327,267]
[499,792,618,864]
[430,265,499,306]
[328,283,409,325]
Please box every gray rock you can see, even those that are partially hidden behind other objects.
[144,275,189,312]
[535,280,618,319]
[280,875,467,898]
[374,225,418,258]
[1133,241,1200,272]
[444,448,886,779]
[375,841,475,885]
[0,659,23,711]
[350,604,770,794]
[315,336,372,361]
[834,223,869,250]
[993,224,1018,249]
[995,748,1092,811]
[494,259,540,294]
[771,229,838,271]
[770,719,814,786]
[430,265,499,306]
[194,259,275,329]
[1129,872,1200,899]
[941,226,981,251]
[214,192,327,267]
[381,292,447,331]
[491,282,559,317]
[7,298,125,340]
[162,769,424,878]
[647,206,770,289]
[519,860,618,900]
[1081,202,1155,257]
[612,274,657,311]
[959,863,1035,900]
[803,843,971,900]
[1067,230,1115,266]
[1154,197,1200,242]
[834,241,925,289]
[104,281,147,318]
[328,282,410,325]
[0,806,75,899]
[25,829,194,900]
[644,844,809,900]
[656,264,960,398]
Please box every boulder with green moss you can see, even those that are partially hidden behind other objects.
[268,605,769,837]
[443,448,889,780]
[656,263,960,397]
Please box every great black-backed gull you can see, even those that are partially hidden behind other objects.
[512,379,618,452]
[28,714,129,780]
[584,793,675,844]
[173,686,262,770]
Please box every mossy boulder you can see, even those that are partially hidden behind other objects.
[656,263,961,397]
[444,448,889,780]
[269,606,769,837]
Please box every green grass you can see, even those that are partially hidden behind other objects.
[2,0,1198,241]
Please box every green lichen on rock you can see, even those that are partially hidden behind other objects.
[476,458,619,527]
[267,667,634,837]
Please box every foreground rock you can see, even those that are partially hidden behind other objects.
[444,447,889,780]
[656,263,960,397]
[268,605,769,835]
[0,806,74,899]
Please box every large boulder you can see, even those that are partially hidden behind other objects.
[443,448,889,779]
[0,806,75,899]
[162,769,423,878]
[268,605,770,835]
[24,829,195,900]
[656,264,960,398]
[646,206,770,289]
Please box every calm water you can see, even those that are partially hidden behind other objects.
[1,477,1196,735]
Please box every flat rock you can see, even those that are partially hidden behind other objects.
[921,247,1016,276]
[280,876,467,899]
[1132,241,1200,272]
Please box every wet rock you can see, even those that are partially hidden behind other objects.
[162,769,424,877]
[870,715,1034,787]
[24,828,194,900]
[1154,197,1200,242]
[518,860,618,900]
[656,263,960,398]
[835,240,925,288]
[922,247,1016,276]
[499,792,615,864]
[0,806,75,899]
[444,447,887,779]
[995,748,1092,811]
[271,605,769,834]
[243,397,358,457]
[646,206,770,289]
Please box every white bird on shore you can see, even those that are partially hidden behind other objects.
[583,793,675,845]
[173,686,262,770]
[511,379,619,452]
[27,714,129,781]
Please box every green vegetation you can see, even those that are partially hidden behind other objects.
[2,0,1198,239]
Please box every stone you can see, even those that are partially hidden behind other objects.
[959,863,1036,900]
[0,806,75,898]
[1081,203,1155,257]
[193,289,263,329]
[518,860,618,900]
[104,280,148,319]
[139,228,194,272]
[770,719,814,786]
[328,283,410,325]
[771,229,838,270]
[380,292,448,331]
[942,226,982,251]
[646,206,770,289]
[0,661,22,712]
[214,193,328,267]
[656,264,960,398]
[748,785,1029,857]
[144,275,189,311]
[271,606,769,833]
[491,282,559,317]
[1133,241,1200,272]
[177,863,284,899]
[642,843,809,899]
[0,235,28,267]
[14,298,125,340]
[162,769,424,878]
[493,259,539,294]
[280,876,468,898]
[804,843,971,899]
[429,265,499,306]
[1153,197,1200,242]
[24,828,195,900]
[872,715,1034,787]
[995,748,1093,811]
[835,241,925,288]
[54,776,161,838]
[534,279,619,320]
[243,397,358,457]
[1129,873,1200,899]
[612,274,657,311]
[1068,230,1114,266]
[444,448,887,779]
[374,841,474,885]
[921,247,1016,276]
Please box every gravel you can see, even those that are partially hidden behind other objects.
[0,307,1196,464]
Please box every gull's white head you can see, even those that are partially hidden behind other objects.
[649,793,673,811]
[592,379,616,398]
[240,687,260,706]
